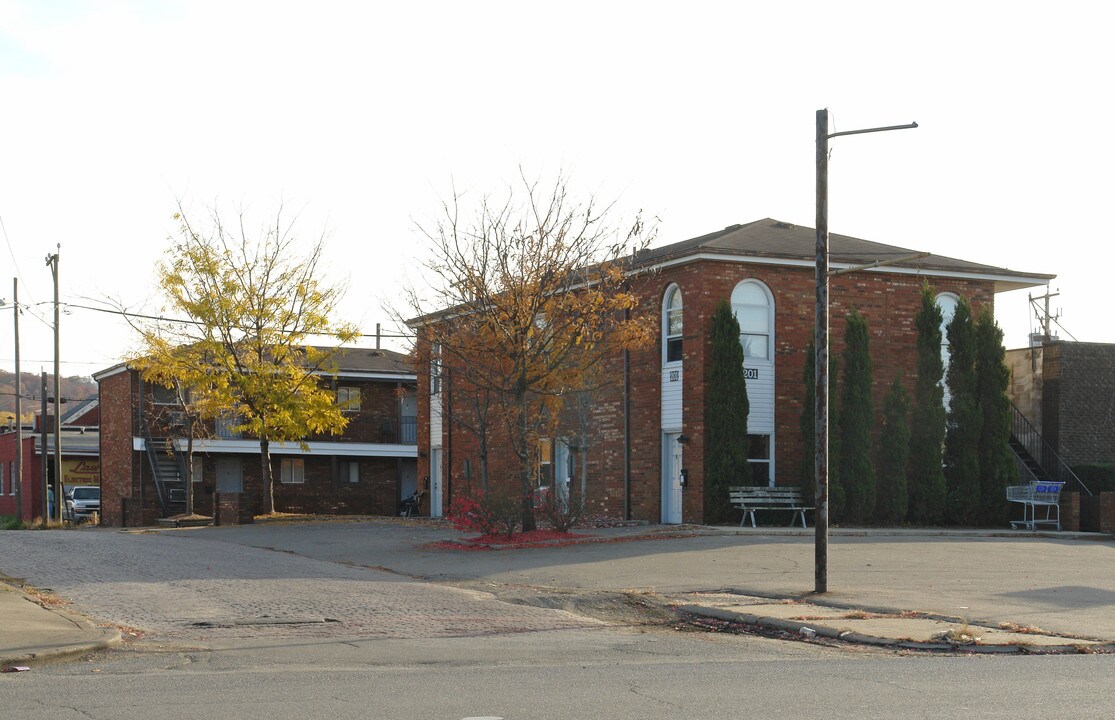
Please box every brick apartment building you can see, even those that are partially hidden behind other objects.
[94,348,418,527]
[414,218,1053,524]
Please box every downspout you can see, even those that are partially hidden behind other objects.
[624,327,631,521]
[445,366,452,514]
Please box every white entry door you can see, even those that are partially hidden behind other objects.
[662,433,683,524]
[430,448,443,517]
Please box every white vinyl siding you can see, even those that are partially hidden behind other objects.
[936,292,959,411]
[733,280,776,435]
[430,345,443,449]
[661,366,683,431]
[661,284,683,432]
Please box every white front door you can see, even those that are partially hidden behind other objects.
[662,433,683,524]
[430,448,443,517]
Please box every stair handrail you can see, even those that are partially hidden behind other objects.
[141,428,172,516]
[1010,402,1090,495]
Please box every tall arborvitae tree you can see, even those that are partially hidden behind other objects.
[876,377,911,524]
[801,344,841,515]
[837,309,876,524]
[975,308,1017,525]
[908,285,947,524]
[705,301,751,522]
[943,297,982,525]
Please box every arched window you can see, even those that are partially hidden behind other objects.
[663,285,683,363]
[936,292,960,408]
[732,279,776,486]
[731,280,773,361]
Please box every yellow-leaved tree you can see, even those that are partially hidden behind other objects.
[127,204,359,516]
[405,174,656,530]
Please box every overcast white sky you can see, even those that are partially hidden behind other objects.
[1,0,1111,380]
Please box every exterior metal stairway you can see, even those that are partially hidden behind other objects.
[1009,403,1090,495]
[143,432,188,517]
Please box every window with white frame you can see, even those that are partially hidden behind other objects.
[663,285,683,363]
[7,462,12,495]
[336,386,361,413]
[747,434,772,486]
[192,458,204,484]
[731,280,773,360]
[280,458,305,484]
[430,343,442,395]
[0,463,5,495]
[536,437,553,488]
[936,292,960,409]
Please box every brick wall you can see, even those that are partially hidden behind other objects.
[98,369,137,527]
[273,456,401,515]
[415,258,999,524]
[1042,342,1115,467]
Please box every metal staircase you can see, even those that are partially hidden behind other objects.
[1009,403,1090,495]
[143,431,188,517]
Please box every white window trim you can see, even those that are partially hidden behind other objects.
[662,284,683,365]
[731,279,775,363]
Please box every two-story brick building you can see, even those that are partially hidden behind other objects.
[95,347,417,526]
[414,218,1053,524]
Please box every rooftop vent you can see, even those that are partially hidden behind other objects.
[774,221,795,229]
[724,224,742,231]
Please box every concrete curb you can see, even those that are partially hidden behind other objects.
[0,584,123,669]
[677,604,1115,655]
[1,630,122,669]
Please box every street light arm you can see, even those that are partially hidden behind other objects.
[828,122,918,139]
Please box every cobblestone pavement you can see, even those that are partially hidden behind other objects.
[0,529,602,643]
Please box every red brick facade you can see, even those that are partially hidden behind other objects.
[96,351,417,527]
[417,251,1003,525]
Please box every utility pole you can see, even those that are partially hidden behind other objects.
[13,278,23,522]
[40,371,48,522]
[46,247,62,522]
[815,109,917,594]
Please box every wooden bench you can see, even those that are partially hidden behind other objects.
[729,486,813,528]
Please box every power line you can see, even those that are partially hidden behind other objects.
[59,301,416,339]
[0,214,37,308]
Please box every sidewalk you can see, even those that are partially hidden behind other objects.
[2,522,1111,666]
[0,582,120,669]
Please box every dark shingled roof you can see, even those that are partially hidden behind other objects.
[315,346,414,376]
[630,218,1054,292]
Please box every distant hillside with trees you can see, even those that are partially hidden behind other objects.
[0,370,98,423]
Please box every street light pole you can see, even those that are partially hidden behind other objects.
[815,108,917,594]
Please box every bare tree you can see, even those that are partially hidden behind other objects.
[404,173,656,530]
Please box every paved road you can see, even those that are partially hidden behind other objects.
[0,528,600,644]
[5,637,1113,720]
[185,521,1115,640]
